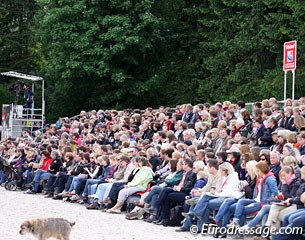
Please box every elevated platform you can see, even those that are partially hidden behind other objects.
[1,104,43,140]
[1,71,45,141]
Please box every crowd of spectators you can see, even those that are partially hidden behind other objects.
[1,96,305,240]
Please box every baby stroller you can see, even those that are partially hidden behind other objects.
[0,156,19,191]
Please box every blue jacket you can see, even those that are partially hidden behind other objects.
[193,178,207,189]
[253,172,278,203]
[98,164,110,182]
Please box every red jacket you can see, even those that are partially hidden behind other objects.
[41,158,53,171]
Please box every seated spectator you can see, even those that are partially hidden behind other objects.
[154,158,196,226]
[250,118,269,148]
[280,107,297,132]
[25,150,62,194]
[154,148,174,181]
[181,162,243,231]
[212,160,257,237]
[46,152,78,198]
[146,147,161,172]
[78,155,111,202]
[4,98,305,239]
[86,154,130,209]
[270,151,282,184]
[225,161,278,228]
[271,193,305,240]
[106,157,153,213]
[56,152,87,197]
[144,159,184,215]
[69,154,105,201]
[282,156,301,179]
[129,159,184,221]
[242,165,300,232]
[263,166,301,229]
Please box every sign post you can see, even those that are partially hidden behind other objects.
[292,70,295,100]
[284,71,287,101]
[283,41,297,100]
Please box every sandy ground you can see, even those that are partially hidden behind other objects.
[0,187,220,240]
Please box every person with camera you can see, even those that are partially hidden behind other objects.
[24,83,33,115]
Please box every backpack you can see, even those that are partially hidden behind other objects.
[169,205,184,226]
[124,195,141,213]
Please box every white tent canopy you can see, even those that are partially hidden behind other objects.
[1,71,43,81]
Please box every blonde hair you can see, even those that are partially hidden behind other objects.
[229,119,237,129]
[208,128,220,137]
[285,106,293,114]
[294,115,305,131]
[219,162,235,175]
[246,160,258,180]
[223,101,231,107]
[285,98,293,107]
[217,120,227,129]
[109,154,116,162]
[97,155,109,164]
[172,151,182,160]
[176,143,184,152]
[283,156,297,166]
[261,99,270,109]
[228,104,237,111]
[283,143,300,159]
[280,166,295,177]
[193,161,205,171]
[286,132,297,144]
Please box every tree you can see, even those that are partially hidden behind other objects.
[0,0,37,107]
[36,0,172,120]
[196,0,305,103]
[0,0,37,72]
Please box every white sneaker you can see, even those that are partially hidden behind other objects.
[227,220,239,228]
[70,194,80,201]
[58,190,67,196]
[88,194,97,199]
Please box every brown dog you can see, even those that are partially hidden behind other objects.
[19,218,75,240]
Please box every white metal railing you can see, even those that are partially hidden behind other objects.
[1,104,44,140]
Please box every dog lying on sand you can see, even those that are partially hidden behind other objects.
[19,218,75,240]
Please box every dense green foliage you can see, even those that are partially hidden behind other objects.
[0,0,37,105]
[1,0,305,121]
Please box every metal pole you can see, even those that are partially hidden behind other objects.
[42,79,45,127]
[292,70,295,101]
[284,71,287,101]
[32,83,34,116]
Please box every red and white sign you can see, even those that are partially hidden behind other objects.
[283,41,297,71]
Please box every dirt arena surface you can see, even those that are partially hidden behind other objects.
[0,187,220,240]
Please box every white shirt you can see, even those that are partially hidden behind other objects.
[255,177,263,202]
